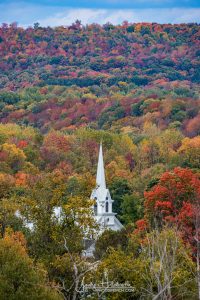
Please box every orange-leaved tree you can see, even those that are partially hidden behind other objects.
[136,167,200,299]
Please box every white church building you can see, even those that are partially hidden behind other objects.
[84,143,123,256]
[90,143,123,232]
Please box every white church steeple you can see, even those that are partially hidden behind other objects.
[90,142,123,233]
[96,142,106,189]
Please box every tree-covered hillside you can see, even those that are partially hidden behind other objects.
[0,22,200,299]
[0,22,200,136]
[0,22,200,90]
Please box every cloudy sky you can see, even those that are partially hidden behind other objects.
[0,0,199,27]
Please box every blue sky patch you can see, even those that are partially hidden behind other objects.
[0,0,199,26]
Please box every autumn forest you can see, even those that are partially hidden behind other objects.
[0,21,200,299]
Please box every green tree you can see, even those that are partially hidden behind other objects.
[19,172,96,262]
[120,194,143,225]
[109,178,131,218]
[94,228,129,260]
[0,232,61,300]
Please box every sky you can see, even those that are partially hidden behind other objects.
[0,0,199,27]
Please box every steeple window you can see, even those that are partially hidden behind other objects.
[94,202,98,215]
[106,201,109,213]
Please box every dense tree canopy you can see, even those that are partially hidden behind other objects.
[0,21,199,299]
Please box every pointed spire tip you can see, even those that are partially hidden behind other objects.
[96,142,106,189]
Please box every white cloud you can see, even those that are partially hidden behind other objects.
[37,8,200,27]
[37,9,108,27]
[0,2,199,27]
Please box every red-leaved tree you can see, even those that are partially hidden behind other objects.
[136,167,200,298]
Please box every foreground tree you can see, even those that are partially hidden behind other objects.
[137,167,200,299]
[0,173,20,238]
[0,231,61,300]
[94,227,196,299]
[94,228,129,260]
[19,172,97,261]
[51,237,99,300]
[140,228,196,300]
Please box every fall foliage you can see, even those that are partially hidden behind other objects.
[0,21,199,299]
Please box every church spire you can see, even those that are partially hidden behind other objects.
[96,142,106,189]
